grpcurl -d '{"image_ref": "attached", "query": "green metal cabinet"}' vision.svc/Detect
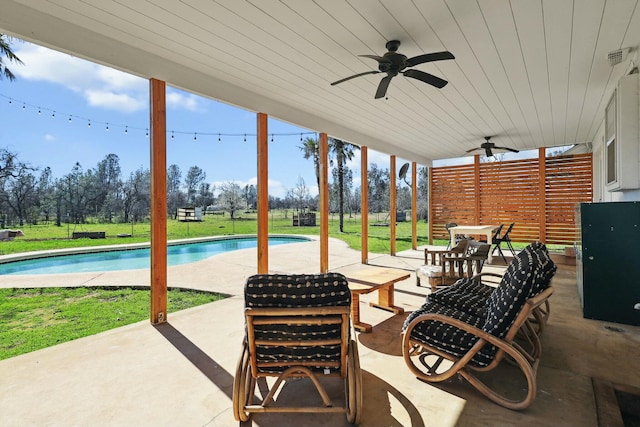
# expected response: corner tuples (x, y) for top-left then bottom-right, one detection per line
(578, 202), (640, 326)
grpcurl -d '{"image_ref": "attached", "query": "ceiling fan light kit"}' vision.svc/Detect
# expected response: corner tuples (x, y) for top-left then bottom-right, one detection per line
(331, 40), (454, 99)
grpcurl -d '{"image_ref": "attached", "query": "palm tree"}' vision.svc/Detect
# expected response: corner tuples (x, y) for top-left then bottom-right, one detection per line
(329, 138), (359, 233)
(298, 137), (320, 190)
(0, 34), (23, 81)
(298, 136), (359, 232)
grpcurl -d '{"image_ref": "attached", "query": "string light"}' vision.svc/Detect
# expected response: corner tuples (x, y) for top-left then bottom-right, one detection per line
(1, 93), (316, 142)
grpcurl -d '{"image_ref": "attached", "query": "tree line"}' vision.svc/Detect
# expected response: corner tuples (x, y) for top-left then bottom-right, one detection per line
(0, 144), (429, 228)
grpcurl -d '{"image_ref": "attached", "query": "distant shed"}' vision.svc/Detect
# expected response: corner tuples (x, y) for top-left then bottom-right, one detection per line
(177, 207), (202, 222)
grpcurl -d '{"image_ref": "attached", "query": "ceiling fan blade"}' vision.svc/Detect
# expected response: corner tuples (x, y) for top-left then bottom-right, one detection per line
(359, 54), (392, 64)
(406, 51), (455, 67)
(403, 69), (448, 88)
(331, 70), (381, 86)
(485, 147), (494, 157)
(465, 147), (481, 153)
(493, 145), (520, 153)
(375, 75), (393, 99)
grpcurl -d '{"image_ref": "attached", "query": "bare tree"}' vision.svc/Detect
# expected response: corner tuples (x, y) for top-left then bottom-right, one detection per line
(217, 181), (243, 219)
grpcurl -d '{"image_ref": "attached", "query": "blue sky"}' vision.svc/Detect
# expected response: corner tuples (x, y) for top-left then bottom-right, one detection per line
(1, 40), (410, 198)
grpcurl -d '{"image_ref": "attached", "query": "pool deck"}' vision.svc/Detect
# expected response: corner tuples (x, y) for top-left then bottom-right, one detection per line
(1, 237), (639, 426)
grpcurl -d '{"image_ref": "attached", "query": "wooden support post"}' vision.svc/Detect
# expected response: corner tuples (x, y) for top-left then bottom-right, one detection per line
(474, 155), (481, 225)
(361, 146), (369, 264)
(319, 133), (329, 272)
(390, 155), (396, 256)
(149, 78), (167, 325)
(411, 161), (417, 250)
(257, 113), (269, 273)
(538, 147), (547, 243)
(428, 166), (433, 245)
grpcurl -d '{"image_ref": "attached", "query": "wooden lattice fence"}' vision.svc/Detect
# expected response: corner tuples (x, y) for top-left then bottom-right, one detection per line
(429, 152), (592, 246)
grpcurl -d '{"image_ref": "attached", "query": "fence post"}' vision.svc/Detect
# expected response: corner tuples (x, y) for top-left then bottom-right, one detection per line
(538, 147), (547, 243)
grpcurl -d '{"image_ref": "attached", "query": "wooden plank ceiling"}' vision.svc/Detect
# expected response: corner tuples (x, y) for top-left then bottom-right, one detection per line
(1, 0), (638, 164)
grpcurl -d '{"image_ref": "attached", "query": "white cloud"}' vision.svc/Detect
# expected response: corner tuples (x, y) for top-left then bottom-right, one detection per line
(44, 134), (56, 141)
(85, 89), (146, 113)
(166, 91), (202, 112)
(14, 43), (197, 114)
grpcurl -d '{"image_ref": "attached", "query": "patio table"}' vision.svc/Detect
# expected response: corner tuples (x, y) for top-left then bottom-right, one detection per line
(449, 225), (499, 263)
(345, 266), (410, 333)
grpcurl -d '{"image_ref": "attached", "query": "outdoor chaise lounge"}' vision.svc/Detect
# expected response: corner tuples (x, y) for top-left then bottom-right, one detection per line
(233, 273), (362, 424)
(402, 242), (557, 410)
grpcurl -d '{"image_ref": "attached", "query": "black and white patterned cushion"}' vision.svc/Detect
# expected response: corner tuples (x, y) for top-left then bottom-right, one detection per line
(529, 243), (557, 296)
(244, 273), (350, 374)
(403, 300), (496, 367)
(427, 277), (494, 318)
(245, 273), (351, 308)
(483, 243), (544, 338)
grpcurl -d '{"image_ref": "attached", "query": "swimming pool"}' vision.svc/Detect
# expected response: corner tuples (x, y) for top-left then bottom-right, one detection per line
(0, 236), (310, 275)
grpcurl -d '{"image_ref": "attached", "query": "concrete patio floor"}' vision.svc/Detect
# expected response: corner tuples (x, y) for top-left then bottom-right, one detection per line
(1, 237), (639, 426)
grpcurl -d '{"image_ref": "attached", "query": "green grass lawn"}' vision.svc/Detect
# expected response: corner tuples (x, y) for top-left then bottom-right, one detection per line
(0, 287), (225, 360)
(0, 210), (440, 256)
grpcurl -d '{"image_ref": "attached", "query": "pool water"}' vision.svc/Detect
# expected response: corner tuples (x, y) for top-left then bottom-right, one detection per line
(0, 236), (308, 275)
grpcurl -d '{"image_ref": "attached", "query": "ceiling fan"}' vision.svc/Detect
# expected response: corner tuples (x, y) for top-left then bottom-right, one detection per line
(330, 40), (455, 99)
(466, 136), (520, 157)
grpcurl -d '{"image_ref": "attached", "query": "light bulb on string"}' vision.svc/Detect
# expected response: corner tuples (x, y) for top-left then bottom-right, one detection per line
(106, 123), (109, 132)
(68, 116), (72, 123)
(244, 134), (246, 143)
(193, 132), (197, 141)
(88, 120), (91, 128)
(145, 128), (149, 137)
(218, 133), (221, 143)
(300, 133), (303, 142)
(271, 134), (274, 143)
(22, 103), (25, 110)
(171, 130), (175, 140)
(38, 108), (41, 115)
(124, 126), (128, 134)
(51, 111), (55, 118)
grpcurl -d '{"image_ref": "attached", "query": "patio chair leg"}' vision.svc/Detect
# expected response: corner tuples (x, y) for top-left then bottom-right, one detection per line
(492, 244), (507, 263)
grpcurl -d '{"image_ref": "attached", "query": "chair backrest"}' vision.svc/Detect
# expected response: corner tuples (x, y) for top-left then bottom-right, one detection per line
(499, 223), (515, 241)
(244, 273), (351, 377)
(453, 238), (470, 253)
(491, 224), (504, 240)
(482, 242), (556, 338)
